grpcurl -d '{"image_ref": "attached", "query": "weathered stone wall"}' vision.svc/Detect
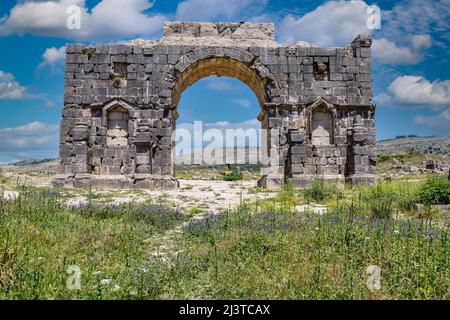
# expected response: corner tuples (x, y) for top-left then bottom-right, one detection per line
(53, 22), (376, 189)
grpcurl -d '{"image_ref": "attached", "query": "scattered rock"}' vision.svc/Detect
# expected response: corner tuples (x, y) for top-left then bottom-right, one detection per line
(425, 160), (435, 170)
(409, 166), (419, 173)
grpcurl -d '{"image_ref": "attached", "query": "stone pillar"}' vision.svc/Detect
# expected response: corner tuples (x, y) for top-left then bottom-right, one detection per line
(71, 121), (92, 188)
(349, 115), (376, 184)
(257, 107), (287, 189)
(133, 106), (179, 189)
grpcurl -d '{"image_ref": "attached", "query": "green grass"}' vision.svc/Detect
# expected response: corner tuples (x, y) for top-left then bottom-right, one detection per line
(173, 205), (448, 299)
(0, 167), (11, 186)
(377, 151), (424, 163)
(0, 178), (448, 300)
(223, 171), (243, 181)
(0, 189), (186, 299)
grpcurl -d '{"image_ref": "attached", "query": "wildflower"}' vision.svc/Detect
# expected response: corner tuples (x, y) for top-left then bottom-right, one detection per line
(112, 285), (121, 292)
(100, 279), (112, 285)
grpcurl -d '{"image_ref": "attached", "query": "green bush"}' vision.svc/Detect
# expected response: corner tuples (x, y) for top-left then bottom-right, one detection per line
(223, 171), (243, 181)
(304, 178), (342, 203)
(416, 177), (450, 205)
(361, 183), (395, 219)
(377, 154), (392, 163)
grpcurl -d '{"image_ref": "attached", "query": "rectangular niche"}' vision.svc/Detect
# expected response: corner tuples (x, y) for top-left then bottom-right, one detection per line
(311, 106), (334, 146)
(106, 105), (129, 147)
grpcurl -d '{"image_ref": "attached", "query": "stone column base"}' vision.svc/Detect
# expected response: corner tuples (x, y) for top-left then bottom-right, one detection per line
(257, 175), (285, 189)
(289, 174), (345, 188)
(349, 173), (377, 185)
(51, 174), (179, 190)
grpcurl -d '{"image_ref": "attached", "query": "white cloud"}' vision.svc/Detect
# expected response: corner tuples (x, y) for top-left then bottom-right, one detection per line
(278, 0), (436, 65)
(410, 34), (432, 50)
(0, 0), (166, 42)
(278, 0), (371, 47)
(231, 99), (252, 109)
(0, 70), (26, 100)
(0, 122), (59, 163)
(205, 77), (239, 92)
(175, 0), (267, 21)
(388, 76), (450, 107)
(375, 76), (450, 110)
(414, 108), (450, 135)
(382, 0), (450, 45)
(38, 46), (66, 70)
(372, 38), (421, 64)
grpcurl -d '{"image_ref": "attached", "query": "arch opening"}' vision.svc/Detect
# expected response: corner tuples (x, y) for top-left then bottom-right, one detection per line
(172, 57), (268, 108)
(173, 71), (263, 172)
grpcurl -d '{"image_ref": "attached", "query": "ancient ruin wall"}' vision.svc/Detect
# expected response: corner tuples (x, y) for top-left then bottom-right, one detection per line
(53, 22), (376, 189)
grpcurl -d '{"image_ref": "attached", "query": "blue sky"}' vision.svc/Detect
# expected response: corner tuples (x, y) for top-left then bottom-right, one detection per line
(0, 0), (448, 163)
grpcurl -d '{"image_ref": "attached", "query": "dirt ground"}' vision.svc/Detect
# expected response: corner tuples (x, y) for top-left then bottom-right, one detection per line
(0, 160), (274, 212)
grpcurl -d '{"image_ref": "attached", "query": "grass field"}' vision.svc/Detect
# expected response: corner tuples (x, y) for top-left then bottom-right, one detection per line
(0, 177), (448, 299)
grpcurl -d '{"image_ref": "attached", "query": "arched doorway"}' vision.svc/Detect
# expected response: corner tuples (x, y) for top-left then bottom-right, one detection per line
(168, 53), (280, 182)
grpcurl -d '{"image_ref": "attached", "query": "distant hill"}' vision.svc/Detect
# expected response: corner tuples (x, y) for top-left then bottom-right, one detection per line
(2, 136), (448, 168)
(377, 136), (450, 157)
(8, 158), (58, 166)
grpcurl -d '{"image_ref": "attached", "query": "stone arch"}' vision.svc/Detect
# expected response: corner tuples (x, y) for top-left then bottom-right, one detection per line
(306, 97), (336, 146)
(170, 47), (281, 107)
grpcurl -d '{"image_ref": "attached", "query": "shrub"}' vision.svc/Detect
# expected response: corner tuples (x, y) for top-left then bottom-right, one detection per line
(304, 178), (342, 203)
(416, 177), (450, 205)
(223, 171), (243, 181)
(0, 167), (9, 185)
(377, 154), (392, 163)
(361, 184), (395, 219)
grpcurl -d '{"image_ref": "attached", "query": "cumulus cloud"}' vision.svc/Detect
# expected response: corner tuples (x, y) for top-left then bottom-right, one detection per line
(0, 121), (59, 163)
(414, 108), (450, 135)
(0, 70), (26, 100)
(38, 46), (66, 71)
(0, 0), (166, 42)
(372, 38), (422, 64)
(175, 0), (267, 21)
(372, 35), (432, 64)
(388, 76), (450, 107)
(278, 0), (371, 47)
(375, 76), (450, 110)
(278, 0), (436, 65)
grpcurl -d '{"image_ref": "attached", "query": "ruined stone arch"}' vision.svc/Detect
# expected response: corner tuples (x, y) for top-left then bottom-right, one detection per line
(305, 97), (337, 146)
(170, 47), (281, 107)
(53, 21), (376, 190)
